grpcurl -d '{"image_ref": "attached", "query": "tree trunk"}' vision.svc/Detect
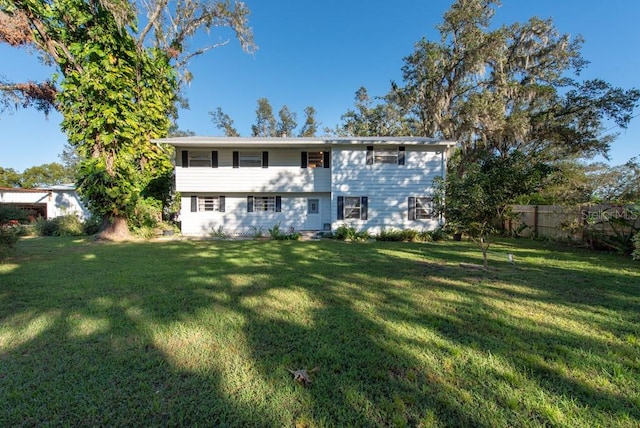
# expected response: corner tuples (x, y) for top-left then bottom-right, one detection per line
(480, 237), (489, 268)
(97, 215), (132, 241)
(481, 244), (489, 268)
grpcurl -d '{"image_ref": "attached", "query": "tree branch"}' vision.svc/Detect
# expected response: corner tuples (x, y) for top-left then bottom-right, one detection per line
(176, 40), (229, 69)
(138, 0), (169, 48)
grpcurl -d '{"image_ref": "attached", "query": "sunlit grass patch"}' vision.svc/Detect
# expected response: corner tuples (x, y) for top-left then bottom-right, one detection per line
(0, 237), (639, 426)
(0, 311), (59, 352)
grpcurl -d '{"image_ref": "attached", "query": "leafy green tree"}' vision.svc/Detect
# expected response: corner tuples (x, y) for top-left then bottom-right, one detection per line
(251, 97), (277, 137)
(0, 166), (21, 187)
(0, 0), (255, 239)
(1, 162), (73, 188)
(590, 158), (640, 203)
(276, 105), (297, 137)
(338, 87), (410, 137)
(299, 106), (318, 137)
(209, 106), (240, 137)
(515, 158), (597, 205)
(439, 150), (552, 267)
(21, 162), (73, 188)
(523, 158), (640, 205)
(58, 144), (81, 176)
(394, 0), (639, 170)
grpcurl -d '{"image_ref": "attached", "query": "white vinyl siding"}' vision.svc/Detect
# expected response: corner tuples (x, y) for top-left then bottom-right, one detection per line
(172, 140), (448, 236)
(180, 193), (331, 236)
(176, 148), (330, 193)
(332, 145), (444, 233)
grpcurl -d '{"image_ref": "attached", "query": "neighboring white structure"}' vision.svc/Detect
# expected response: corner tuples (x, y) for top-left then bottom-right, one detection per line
(156, 137), (455, 236)
(0, 184), (90, 220)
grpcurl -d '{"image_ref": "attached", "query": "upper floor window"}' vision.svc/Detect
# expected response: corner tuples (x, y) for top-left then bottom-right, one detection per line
(366, 146), (405, 165)
(190, 151), (211, 167)
(234, 151), (269, 168)
(408, 197), (433, 220)
(240, 152), (262, 167)
(301, 151), (330, 168)
(181, 150), (218, 168)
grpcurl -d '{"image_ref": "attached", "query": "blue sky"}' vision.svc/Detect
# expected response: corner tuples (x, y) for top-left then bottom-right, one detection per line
(1, 0), (638, 172)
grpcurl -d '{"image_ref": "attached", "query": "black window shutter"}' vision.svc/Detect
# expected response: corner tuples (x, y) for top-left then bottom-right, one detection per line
(361, 197), (368, 220)
(323, 151), (330, 168)
(247, 196), (254, 212)
(191, 196), (197, 212)
(233, 151), (239, 168)
(182, 150), (189, 168)
(275, 196), (282, 212)
(262, 151), (269, 168)
(398, 146), (405, 165)
(219, 196), (225, 212)
(408, 197), (416, 220)
(211, 151), (218, 168)
(337, 196), (344, 220)
(366, 146), (374, 165)
(301, 152), (308, 168)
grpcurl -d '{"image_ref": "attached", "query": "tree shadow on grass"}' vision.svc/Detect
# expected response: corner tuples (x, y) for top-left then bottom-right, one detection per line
(1, 237), (639, 426)
(379, 242), (640, 424)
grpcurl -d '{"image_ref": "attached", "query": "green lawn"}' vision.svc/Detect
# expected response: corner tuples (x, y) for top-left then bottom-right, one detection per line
(1, 237), (639, 427)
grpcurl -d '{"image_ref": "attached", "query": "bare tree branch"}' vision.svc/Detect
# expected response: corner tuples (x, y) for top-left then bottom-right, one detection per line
(176, 40), (229, 69)
(138, 0), (169, 47)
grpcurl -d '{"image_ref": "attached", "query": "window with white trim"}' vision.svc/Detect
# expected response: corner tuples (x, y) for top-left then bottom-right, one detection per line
(366, 146), (405, 165)
(337, 196), (368, 220)
(308, 152), (324, 168)
(247, 195), (282, 212)
(344, 197), (361, 219)
(255, 196), (276, 211)
(416, 197), (433, 219)
(374, 149), (398, 164)
(189, 151), (212, 167)
(408, 196), (433, 220)
(199, 197), (219, 212)
(301, 151), (330, 168)
(191, 196), (225, 212)
(239, 152), (262, 167)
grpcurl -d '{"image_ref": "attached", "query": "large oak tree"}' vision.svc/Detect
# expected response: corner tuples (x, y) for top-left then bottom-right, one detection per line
(394, 0), (639, 168)
(0, 0), (255, 239)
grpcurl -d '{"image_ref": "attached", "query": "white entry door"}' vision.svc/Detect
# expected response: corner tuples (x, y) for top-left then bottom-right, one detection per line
(307, 198), (321, 230)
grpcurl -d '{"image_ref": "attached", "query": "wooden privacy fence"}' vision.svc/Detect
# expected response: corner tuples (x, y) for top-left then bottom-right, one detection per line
(508, 204), (640, 240)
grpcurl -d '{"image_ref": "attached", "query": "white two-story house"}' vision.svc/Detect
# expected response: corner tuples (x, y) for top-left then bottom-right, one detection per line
(156, 137), (455, 236)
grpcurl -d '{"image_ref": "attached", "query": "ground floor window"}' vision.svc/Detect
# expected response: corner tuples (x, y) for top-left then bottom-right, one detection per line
(191, 196), (225, 212)
(408, 196), (433, 220)
(247, 196), (282, 212)
(337, 196), (368, 220)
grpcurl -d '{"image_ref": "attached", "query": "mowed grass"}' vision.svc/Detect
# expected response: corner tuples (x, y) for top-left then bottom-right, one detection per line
(1, 237), (639, 427)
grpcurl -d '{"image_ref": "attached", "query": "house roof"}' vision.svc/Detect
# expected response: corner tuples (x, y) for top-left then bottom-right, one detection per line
(0, 186), (52, 194)
(0, 184), (76, 193)
(153, 136), (457, 149)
